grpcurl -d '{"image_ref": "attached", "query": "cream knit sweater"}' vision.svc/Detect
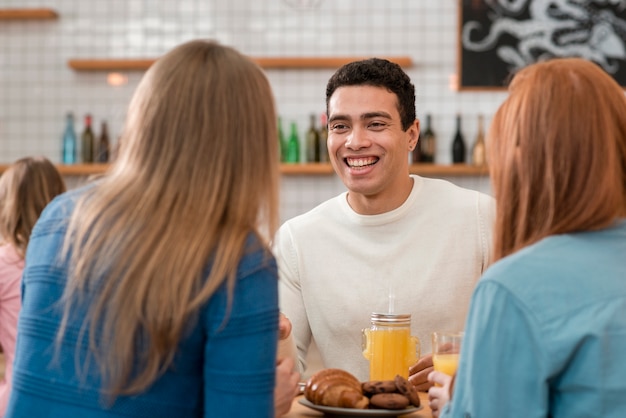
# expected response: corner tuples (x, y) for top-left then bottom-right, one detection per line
(276, 175), (495, 381)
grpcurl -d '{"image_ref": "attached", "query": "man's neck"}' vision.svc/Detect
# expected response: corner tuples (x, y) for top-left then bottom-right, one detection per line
(347, 176), (414, 215)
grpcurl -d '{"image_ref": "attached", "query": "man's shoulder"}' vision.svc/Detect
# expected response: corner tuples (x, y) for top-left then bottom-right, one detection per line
(281, 193), (345, 229)
(417, 176), (493, 207)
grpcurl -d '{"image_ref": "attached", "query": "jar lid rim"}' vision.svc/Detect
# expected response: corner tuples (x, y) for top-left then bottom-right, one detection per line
(371, 312), (411, 322)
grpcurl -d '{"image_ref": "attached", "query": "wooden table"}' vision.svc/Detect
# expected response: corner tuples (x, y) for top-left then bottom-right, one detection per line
(283, 392), (431, 417)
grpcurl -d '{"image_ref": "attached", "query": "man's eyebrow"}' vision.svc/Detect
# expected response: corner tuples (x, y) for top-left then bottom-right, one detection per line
(361, 111), (392, 120)
(328, 114), (349, 124)
(328, 112), (393, 125)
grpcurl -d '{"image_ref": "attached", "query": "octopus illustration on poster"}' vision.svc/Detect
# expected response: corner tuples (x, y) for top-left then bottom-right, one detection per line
(460, 0), (626, 87)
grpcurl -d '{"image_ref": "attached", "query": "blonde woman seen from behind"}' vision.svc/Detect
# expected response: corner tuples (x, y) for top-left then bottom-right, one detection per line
(0, 157), (65, 417)
(7, 40), (286, 418)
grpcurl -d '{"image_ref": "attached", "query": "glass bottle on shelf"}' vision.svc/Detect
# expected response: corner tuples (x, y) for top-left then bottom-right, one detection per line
(97, 120), (110, 163)
(81, 113), (94, 163)
(285, 121), (300, 163)
(62, 112), (77, 164)
(451, 114), (466, 164)
(318, 113), (329, 163)
(420, 114), (436, 163)
(278, 117), (287, 162)
(472, 114), (486, 167)
(305, 114), (320, 163)
(412, 125), (422, 164)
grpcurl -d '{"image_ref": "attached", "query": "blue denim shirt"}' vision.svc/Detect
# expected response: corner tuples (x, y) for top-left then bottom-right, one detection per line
(442, 220), (626, 418)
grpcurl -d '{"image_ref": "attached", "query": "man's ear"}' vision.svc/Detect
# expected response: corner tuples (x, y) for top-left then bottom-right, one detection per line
(407, 119), (420, 151)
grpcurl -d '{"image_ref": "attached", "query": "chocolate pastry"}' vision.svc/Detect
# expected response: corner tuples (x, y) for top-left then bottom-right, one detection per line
(394, 374), (421, 407)
(361, 380), (398, 396)
(369, 393), (410, 410)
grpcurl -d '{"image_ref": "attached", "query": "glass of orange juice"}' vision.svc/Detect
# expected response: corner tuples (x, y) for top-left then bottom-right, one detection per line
(432, 331), (463, 378)
(362, 313), (420, 381)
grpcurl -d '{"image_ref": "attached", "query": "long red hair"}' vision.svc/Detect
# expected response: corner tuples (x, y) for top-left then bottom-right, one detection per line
(488, 58), (626, 260)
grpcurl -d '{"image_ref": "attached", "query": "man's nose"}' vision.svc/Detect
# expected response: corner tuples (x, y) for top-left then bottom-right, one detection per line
(345, 126), (370, 150)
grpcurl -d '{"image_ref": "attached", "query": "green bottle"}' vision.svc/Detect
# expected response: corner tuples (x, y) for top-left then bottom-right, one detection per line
(278, 117), (287, 162)
(286, 121), (300, 163)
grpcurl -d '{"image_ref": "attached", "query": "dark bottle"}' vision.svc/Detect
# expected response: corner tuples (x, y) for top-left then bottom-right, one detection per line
(62, 112), (77, 164)
(412, 133), (422, 163)
(305, 114), (321, 163)
(97, 120), (110, 163)
(451, 114), (466, 164)
(318, 113), (329, 163)
(278, 117), (286, 162)
(419, 114), (436, 163)
(472, 114), (486, 167)
(285, 121), (300, 163)
(81, 114), (94, 163)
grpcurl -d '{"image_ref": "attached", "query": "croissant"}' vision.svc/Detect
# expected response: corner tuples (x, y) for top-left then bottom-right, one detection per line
(304, 368), (369, 409)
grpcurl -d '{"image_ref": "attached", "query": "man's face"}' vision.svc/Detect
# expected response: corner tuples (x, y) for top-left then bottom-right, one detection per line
(327, 85), (418, 213)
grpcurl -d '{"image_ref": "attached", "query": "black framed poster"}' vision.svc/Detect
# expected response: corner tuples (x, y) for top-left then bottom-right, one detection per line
(459, 0), (626, 90)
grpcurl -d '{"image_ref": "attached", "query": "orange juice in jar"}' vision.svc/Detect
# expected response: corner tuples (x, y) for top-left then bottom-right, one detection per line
(362, 313), (420, 381)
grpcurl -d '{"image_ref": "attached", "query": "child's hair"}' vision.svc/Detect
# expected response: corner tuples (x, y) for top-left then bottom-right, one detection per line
(0, 156), (66, 258)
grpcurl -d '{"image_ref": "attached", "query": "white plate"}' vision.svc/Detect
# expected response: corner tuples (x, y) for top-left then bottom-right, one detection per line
(298, 398), (422, 417)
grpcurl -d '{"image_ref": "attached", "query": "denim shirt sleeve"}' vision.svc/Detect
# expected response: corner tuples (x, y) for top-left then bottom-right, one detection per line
(441, 280), (550, 418)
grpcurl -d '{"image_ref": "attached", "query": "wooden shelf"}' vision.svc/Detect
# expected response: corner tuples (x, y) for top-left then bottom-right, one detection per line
(67, 56), (413, 71)
(0, 8), (58, 20)
(68, 59), (155, 71)
(254, 56), (412, 69)
(0, 164), (106, 176)
(0, 164), (335, 177)
(410, 163), (489, 176)
(56, 163), (110, 176)
(281, 163), (335, 175)
(281, 163), (489, 176)
(0, 163), (487, 177)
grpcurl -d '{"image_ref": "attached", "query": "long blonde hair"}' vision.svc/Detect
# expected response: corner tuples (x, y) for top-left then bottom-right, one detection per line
(488, 58), (626, 260)
(0, 156), (66, 258)
(59, 40), (280, 396)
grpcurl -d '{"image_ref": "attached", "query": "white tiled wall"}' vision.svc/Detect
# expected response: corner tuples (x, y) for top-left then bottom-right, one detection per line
(0, 0), (500, 222)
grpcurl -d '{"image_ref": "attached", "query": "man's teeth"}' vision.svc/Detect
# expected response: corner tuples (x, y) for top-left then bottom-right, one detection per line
(347, 158), (377, 167)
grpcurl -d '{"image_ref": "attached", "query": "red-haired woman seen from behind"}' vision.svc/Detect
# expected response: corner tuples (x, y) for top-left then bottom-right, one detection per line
(429, 58), (626, 417)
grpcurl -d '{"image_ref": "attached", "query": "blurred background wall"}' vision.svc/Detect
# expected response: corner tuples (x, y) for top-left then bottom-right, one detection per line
(0, 0), (504, 221)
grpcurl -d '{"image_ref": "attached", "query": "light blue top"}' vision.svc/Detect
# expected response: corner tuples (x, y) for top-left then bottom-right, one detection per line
(441, 219), (626, 418)
(6, 188), (280, 417)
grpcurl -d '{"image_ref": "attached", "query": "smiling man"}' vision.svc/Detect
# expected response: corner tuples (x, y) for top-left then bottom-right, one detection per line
(275, 58), (495, 391)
